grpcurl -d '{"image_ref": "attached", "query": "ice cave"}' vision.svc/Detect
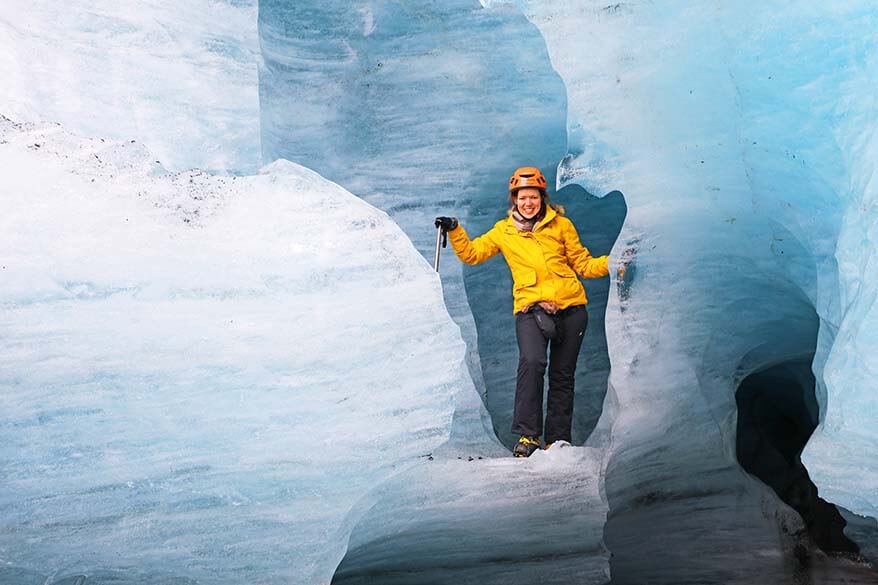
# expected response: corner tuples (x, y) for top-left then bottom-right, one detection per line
(1, 1), (877, 584)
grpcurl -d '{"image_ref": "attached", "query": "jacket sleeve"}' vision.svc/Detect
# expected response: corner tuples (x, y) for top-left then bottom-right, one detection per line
(562, 219), (609, 279)
(448, 223), (501, 265)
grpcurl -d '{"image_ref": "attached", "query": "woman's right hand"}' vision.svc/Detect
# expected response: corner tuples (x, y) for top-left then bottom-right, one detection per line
(434, 216), (459, 232)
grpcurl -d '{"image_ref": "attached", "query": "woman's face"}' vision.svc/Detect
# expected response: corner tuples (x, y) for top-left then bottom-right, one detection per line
(515, 188), (542, 219)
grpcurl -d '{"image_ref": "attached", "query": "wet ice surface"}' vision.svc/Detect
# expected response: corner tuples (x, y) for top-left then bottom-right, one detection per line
(0, 0), (261, 173)
(0, 118), (477, 584)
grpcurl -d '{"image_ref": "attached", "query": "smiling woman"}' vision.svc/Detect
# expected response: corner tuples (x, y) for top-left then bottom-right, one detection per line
(436, 166), (612, 457)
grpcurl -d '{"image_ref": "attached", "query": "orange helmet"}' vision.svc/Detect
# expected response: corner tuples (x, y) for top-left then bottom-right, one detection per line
(509, 166), (547, 193)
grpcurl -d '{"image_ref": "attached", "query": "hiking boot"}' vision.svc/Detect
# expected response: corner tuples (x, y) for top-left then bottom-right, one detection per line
(512, 435), (541, 458)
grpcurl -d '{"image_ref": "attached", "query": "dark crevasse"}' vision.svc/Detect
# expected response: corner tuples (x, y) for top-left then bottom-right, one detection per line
(736, 359), (860, 557)
(601, 250), (878, 584)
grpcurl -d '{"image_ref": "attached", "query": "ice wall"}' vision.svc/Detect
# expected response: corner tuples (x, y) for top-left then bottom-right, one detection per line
(802, 52), (878, 520)
(0, 1), (261, 173)
(490, 0), (878, 581)
(0, 117), (478, 585)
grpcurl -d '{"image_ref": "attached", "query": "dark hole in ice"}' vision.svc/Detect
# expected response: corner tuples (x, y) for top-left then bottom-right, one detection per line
(735, 359), (860, 555)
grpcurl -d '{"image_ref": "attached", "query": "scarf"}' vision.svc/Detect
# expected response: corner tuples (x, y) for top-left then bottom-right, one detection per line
(511, 207), (545, 232)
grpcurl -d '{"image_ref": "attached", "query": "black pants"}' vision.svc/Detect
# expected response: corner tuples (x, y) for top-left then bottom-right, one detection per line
(511, 304), (589, 444)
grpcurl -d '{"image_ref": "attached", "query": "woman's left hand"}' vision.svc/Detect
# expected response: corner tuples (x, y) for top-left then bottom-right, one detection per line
(538, 300), (560, 314)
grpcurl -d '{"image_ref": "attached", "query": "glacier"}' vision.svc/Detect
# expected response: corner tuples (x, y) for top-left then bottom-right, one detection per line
(2, 0), (878, 584)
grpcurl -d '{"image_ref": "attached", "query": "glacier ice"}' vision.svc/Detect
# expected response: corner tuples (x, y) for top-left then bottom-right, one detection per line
(802, 71), (878, 520)
(4, 0), (878, 583)
(0, 1), (261, 173)
(0, 117), (482, 584)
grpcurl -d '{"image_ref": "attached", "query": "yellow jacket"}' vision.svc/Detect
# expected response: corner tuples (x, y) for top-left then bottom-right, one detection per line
(448, 206), (609, 314)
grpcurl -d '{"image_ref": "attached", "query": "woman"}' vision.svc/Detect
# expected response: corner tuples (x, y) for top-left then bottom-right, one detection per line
(435, 166), (610, 457)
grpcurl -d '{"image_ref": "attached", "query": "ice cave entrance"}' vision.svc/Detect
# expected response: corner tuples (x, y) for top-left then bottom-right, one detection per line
(735, 356), (860, 555)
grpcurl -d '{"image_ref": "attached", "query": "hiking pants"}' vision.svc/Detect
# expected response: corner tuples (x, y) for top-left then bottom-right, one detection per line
(511, 304), (589, 444)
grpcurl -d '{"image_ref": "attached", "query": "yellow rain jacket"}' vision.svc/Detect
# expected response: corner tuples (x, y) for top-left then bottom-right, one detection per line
(448, 205), (609, 314)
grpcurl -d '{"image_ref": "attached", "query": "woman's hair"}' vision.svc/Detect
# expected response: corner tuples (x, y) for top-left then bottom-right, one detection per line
(510, 189), (566, 216)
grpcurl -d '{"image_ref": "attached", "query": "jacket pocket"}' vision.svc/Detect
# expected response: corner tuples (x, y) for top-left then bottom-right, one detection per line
(512, 269), (537, 291)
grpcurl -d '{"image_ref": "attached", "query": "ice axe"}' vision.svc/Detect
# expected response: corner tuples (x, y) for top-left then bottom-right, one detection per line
(433, 221), (448, 272)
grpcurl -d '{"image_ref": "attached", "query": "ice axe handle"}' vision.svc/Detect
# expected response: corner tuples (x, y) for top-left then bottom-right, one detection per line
(433, 225), (445, 272)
